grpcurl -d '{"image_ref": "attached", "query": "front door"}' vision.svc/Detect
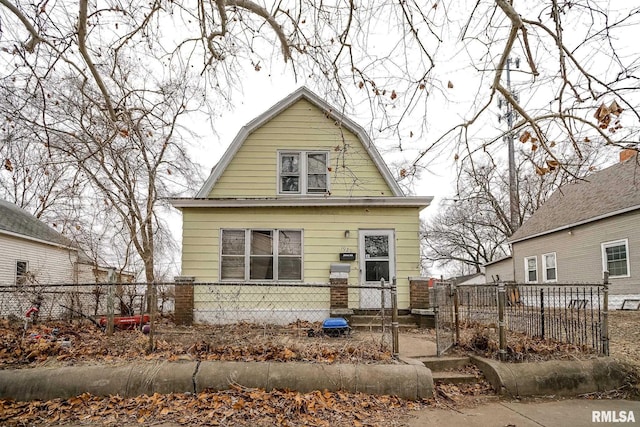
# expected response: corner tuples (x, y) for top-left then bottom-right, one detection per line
(359, 230), (395, 309)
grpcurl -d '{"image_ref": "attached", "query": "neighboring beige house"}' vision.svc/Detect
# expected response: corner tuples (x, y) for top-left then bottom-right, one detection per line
(171, 87), (432, 323)
(484, 256), (513, 283)
(506, 150), (640, 308)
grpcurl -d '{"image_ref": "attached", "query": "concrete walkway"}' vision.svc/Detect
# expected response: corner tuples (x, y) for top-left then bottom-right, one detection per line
(398, 333), (437, 358)
(406, 398), (640, 427)
(56, 399), (640, 427)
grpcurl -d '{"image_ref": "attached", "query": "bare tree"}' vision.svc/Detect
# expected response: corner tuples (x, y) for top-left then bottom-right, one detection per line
(422, 145), (604, 275)
(0, 106), (87, 231)
(2, 1), (639, 281)
(0, 56), (201, 282)
(2, 1), (636, 168)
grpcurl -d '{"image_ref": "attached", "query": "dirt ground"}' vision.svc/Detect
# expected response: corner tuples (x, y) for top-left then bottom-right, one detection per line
(607, 310), (640, 370)
(452, 309), (640, 370)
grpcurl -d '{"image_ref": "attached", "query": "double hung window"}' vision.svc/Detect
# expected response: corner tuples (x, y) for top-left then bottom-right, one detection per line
(542, 253), (557, 282)
(279, 151), (329, 194)
(601, 239), (630, 278)
(524, 256), (537, 283)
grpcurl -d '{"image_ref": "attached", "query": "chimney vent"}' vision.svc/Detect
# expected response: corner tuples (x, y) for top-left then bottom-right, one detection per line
(620, 148), (637, 163)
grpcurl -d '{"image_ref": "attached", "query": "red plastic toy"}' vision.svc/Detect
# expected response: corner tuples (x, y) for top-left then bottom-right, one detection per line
(99, 314), (150, 330)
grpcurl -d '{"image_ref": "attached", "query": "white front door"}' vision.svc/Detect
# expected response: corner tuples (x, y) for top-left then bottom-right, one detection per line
(359, 230), (395, 309)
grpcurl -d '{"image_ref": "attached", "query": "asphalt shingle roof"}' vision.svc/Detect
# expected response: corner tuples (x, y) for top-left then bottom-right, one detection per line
(0, 200), (74, 248)
(510, 154), (640, 243)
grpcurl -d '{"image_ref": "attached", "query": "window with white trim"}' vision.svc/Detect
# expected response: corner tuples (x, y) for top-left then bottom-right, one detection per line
(278, 151), (329, 194)
(220, 229), (302, 281)
(542, 252), (557, 282)
(524, 256), (537, 283)
(16, 260), (28, 285)
(601, 239), (630, 278)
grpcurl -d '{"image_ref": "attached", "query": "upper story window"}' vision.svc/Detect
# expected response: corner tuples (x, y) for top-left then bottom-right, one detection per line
(542, 252), (557, 282)
(601, 239), (629, 278)
(279, 151), (329, 195)
(524, 256), (537, 283)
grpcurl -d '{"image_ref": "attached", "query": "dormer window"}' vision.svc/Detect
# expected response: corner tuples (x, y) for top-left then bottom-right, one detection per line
(279, 151), (329, 194)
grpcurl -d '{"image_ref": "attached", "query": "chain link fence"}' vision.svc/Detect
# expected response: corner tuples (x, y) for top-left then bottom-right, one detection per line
(0, 280), (395, 355)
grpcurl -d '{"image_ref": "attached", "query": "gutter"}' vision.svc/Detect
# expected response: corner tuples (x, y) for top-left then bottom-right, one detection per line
(170, 196), (433, 209)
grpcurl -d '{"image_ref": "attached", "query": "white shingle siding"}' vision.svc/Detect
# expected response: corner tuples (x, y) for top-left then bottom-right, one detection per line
(0, 233), (78, 286)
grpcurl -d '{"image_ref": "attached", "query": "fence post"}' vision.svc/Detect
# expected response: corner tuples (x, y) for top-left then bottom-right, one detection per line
(380, 278), (386, 334)
(453, 283), (460, 345)
(391, 277), (399, 357)
(540, 288), (545, 339)
(434, 305), (441, 356)
(602, 271), (610, 356)
(497, 282), (506, 361)
(148, 282), (156, 353)
(106, 268), (115, 336)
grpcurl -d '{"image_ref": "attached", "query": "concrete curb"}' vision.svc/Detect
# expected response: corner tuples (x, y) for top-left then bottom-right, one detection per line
(0, 361), (433, 401)
(471, 356), (636, 397)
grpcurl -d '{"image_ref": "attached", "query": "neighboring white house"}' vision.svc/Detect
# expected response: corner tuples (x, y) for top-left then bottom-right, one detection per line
(0, 200), (81, 286)
(503, 150), (640, 309)
(0, 200), (136, 286)
(449, 272), (486, 286)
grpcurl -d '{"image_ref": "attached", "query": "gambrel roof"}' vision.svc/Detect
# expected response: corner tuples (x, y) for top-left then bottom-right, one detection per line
(0, 199), (75, 249)
(196, 86), (404, 198)
(510, 154), (640, 243)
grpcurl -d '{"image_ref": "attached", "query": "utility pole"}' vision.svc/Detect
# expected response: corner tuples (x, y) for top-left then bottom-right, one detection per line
(498, 57), (521, 234)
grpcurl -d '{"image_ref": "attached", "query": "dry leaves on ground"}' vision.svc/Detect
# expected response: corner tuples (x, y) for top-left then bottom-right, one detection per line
(0, 319), (393, 369)
(0, 387), (420, 427)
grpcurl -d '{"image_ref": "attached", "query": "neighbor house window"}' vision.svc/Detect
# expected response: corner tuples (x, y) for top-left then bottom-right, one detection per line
(601, 239), (629, 278)
(279, 151), (329, 194)
(524, 256), (537, 283)
(220, 229), (302, 281)
(16, 261), (28, 285)
(542, 252), (557, 282)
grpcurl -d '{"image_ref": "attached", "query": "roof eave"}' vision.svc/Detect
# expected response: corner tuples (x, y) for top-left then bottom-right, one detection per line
(171, 196), (432, 209)
(0, 228), (79, 251)
(509, 204), (640, 244)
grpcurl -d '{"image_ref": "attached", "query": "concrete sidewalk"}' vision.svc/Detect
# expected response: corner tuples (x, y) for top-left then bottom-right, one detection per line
(56, 398), (640, 427)
(406, 398), (640, 427)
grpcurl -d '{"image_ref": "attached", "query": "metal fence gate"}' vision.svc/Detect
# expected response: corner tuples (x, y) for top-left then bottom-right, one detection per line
(432, 281), (456, 356)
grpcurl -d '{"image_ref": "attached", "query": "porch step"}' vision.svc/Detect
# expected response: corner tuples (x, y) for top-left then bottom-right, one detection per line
(349, 314), (418, 331)
(419, 356), (470, 371)
(420, 356), (487, 386)
(432, 371), (480, 385)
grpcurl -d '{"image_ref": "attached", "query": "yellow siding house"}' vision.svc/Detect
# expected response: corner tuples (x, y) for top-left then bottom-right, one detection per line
(171, 88), (432, 323)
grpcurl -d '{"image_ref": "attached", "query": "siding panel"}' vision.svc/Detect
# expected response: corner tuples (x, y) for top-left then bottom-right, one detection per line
(208, 99), (393, 198)
(0, 234), (78, 286)
(512, 210), (640, 295)
(181, 206), (421, 309)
